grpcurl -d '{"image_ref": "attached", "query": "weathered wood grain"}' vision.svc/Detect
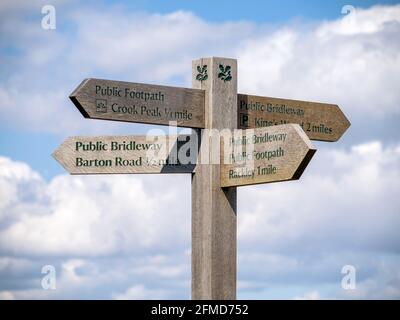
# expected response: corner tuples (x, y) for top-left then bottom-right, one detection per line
(221, 124), (316, 187)
(238, 94), (350, 141)
(52, 135), (196, 174)
(192, 57), (237, 300)
(70, 78), (205, 128)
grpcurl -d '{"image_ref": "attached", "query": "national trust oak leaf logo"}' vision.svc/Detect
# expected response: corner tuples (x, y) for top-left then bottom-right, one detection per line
(218, 64), (232, 82)
(196, 65), (208, 82)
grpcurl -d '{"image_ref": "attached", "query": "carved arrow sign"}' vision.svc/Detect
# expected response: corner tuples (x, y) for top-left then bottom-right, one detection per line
(237, 94), (350, 142)
(52, 135), (196, 174)
(70, 78), (205, 128)
(220, 124), (316, 187)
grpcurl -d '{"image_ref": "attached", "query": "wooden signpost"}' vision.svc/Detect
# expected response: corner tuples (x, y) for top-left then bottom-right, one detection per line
(54, 56), (350, 300)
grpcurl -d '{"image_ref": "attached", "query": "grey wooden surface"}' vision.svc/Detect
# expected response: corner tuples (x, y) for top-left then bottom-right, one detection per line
(53, 135), (196, 174)
(191, 57), (238, 300)
(221, 124), (316, 187)
(71, 78), (205, 128)
(238, 93), (350, 141)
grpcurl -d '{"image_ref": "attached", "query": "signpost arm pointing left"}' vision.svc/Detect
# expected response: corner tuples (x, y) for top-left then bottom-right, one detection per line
(69, 78), (205, 128)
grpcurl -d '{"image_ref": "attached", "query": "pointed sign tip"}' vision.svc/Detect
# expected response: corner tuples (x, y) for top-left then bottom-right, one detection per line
(51, 148), (62, 163)
(336, 103), (351, 128)
(69, 78), (92, 119)
(51, 142), (72, 173)
(291, 148), (317, 181)
(69, 94), (90, 118)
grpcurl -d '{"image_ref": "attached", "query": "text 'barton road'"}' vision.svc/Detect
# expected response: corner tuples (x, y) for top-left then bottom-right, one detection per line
(52, 135), (195, 174)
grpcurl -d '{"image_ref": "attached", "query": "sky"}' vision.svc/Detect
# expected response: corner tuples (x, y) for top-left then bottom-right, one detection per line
(0, 0), (400, 300)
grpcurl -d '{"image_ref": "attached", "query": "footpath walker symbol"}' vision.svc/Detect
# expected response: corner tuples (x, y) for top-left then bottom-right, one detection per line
(53, 57), (350, 299)
(95, 99), (107, 113)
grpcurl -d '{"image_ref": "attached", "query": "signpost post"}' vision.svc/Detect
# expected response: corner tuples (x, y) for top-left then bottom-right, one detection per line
(191, 57), (238, 299)
(53, 56), (350, 300)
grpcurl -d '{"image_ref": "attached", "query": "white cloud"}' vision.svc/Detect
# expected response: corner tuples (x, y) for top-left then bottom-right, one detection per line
(0, 291), (14, 300)
(339, 260), (400, 300)
(0, 2), (400, 300)
(294, 290), (321, 300)
(69, 10), (254, 79)
(1, 138), (400, 299)
(238, 5), (400, 118)
(318, 5), (400, 36)
(112, 284), (167, 300)
(0, 157), (41, 181)
(0, 158), (191, 257)
(0, 157), (44, 222)
(236, 140), (400, 299)
(0, 5), (399, 134)
(238, 141), (400, 254)
(0, 257), (33, 273)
